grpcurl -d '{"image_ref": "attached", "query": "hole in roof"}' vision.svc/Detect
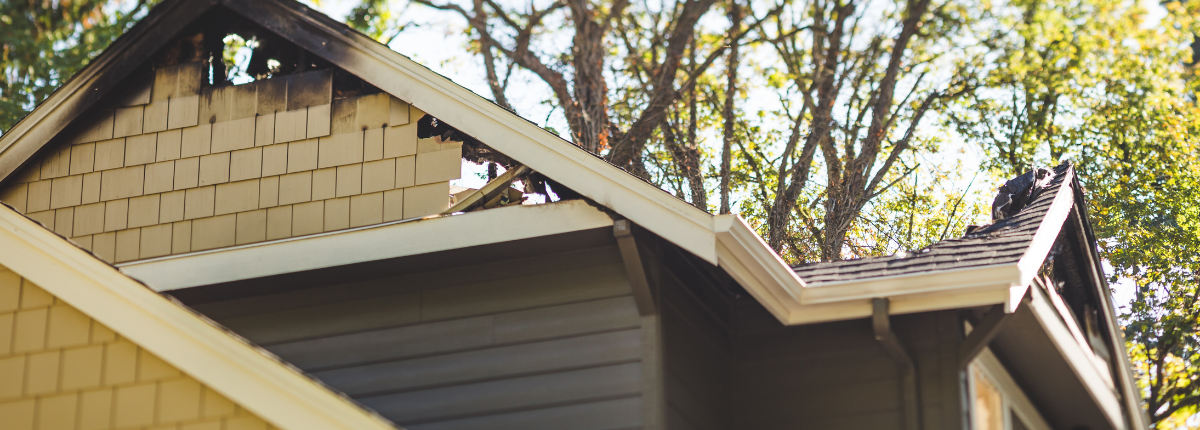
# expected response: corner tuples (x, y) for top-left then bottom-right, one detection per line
(221, 34), (257, 85)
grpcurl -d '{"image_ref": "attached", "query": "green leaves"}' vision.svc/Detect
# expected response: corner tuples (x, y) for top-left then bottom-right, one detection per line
(950, 0), (1200, 425)
(0, 0), (156, 135)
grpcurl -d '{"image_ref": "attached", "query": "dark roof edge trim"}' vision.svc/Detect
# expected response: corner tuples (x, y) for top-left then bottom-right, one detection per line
(1067, 175), (1151, 429)
(0, 0), (218, 182)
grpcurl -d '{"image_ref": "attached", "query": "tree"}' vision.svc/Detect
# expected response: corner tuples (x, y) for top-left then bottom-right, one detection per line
(408, 0), (713, 159)
(947, 0), (1200, 426)
(402, 0), (791, 211)
(0, 0), (155, 135)
(732, 0), (981, 260)
(718, 0), (742, 214)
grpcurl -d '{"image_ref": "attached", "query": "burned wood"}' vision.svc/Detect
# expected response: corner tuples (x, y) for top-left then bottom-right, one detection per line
(415, 113), (519, 168)
(151, 6), (336, 85)
(444, 165), (531, 214)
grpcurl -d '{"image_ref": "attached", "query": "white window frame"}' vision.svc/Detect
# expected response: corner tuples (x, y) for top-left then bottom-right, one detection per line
(969, 347), (1053, 430)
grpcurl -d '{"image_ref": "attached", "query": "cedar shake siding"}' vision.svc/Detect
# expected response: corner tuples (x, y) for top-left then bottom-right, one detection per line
(0, 65), (461, 263)
(0, 263), (277, 430)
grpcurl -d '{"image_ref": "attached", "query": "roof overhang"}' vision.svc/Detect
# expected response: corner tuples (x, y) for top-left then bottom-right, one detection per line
(0, 203), (398, 430)
(992, 283), (1125, 429)
(119, 199), (615, 291)
(719, 169), (1076, 325)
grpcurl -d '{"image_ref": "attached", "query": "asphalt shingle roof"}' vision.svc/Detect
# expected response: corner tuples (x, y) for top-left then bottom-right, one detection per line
(791, 164), (1072, 285)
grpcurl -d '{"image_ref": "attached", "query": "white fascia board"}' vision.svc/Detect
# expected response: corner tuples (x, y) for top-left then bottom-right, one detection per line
(799, 263), (1024, 304)
(711, 216), (1031, 324)
(1017, 170), (1076, 285)
(225, 0), (717, 264)
(741, 172), (1077, 324)
(782, 278), (1017, 325)
(0, 206), (397, 430)
(713, 215), (805, 321)
(119, 200), (614, 291)
(767, 287), (1005, 324)
(1028, 284), (1125, 428)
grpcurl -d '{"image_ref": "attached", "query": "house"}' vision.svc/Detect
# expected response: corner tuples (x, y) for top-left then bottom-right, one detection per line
(0, 0), (1147, 429)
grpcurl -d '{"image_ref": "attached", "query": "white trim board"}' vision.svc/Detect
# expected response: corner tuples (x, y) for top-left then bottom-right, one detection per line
(119, 200), (616, 291)
(972, 347), (1054, 430)
(124, 167), (1074, 322)
(0, 205), (398, 430)
(1028, 282), (1125, 427)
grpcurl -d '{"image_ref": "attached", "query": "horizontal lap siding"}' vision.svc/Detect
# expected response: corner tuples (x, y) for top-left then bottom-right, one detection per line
(189, 245), (646, 430)
(660, 269), (732, 430)
(730, 304), (962, 430)
(408, 397), (643, 430)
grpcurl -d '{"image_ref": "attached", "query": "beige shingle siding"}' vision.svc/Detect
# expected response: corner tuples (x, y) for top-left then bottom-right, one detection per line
(0, 266), (276, 430)
(0, 66), (457, 264)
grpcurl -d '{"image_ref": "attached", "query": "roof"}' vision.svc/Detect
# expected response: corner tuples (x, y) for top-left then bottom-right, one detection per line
(793, 163), (1070, 284)
(0, 202), (398, 430)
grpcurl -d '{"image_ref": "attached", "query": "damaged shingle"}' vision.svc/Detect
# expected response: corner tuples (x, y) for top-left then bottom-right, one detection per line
(791, 163), (1072, 285)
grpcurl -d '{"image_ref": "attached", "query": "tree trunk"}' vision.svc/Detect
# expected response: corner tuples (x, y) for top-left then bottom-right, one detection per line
(473, 0), (512, 111)
(766, 128), (819, 252)
(818, 0), (933, 261)
(775, 1), (852, 256)
(565, 0), (613, 153)
(606, 0), (719, 167)
(719, 0), (741, 214)
(686, 44), (708, 210)
(662, 122), (707, 210)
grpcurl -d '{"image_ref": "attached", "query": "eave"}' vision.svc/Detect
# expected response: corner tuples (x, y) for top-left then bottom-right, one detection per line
(119, 199), (616, 291)
(718, 169), (1076, 325)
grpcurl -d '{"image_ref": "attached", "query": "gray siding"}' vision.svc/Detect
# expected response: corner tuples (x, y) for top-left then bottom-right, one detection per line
(729, 303), (964, 430)
(660, 269), (732, 430)
(187, 245), (646, 430)
(645, 239), (966, 430)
